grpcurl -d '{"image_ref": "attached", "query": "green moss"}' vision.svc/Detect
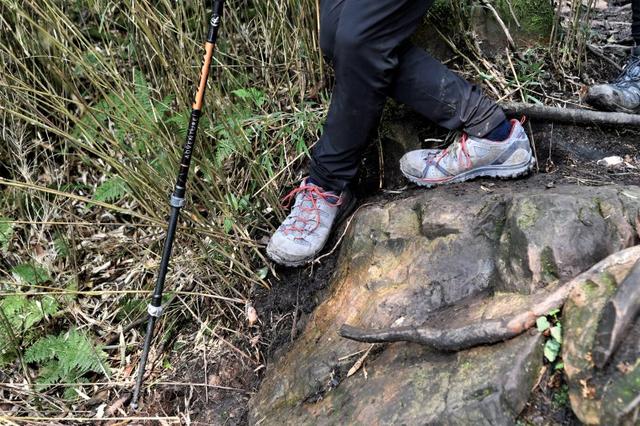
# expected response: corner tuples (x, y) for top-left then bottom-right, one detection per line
(582, 279), (600, 297)
(540, 246), (559, 282)
(602, 361), (640, 422)
(516, 199), (539, 230)
(495, 0), (554, 37)
(598, 272), (618, 293)
(593, 197), (606, 218)
(470, 386), (497, 401)
(552, 385), (570, 409)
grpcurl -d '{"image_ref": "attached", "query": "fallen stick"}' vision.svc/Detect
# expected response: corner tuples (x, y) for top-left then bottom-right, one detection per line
(339, 246), (640, 351)
(592, 258), (640, 368)
(500, 102), (640, 127)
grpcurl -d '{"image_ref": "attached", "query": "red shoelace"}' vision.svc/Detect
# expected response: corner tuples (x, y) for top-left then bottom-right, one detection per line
(433, 117), (526, 173)
(280, 184), (342, 237)
(435, 133), (472, 170)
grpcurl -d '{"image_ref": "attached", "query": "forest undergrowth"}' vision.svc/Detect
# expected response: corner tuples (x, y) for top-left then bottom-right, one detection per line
(0, 0), (605, 422)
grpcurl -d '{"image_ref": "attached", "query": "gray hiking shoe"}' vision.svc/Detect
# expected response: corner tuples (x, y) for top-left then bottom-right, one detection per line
(267, 179), (354, 267)
(586, 48), (640, 113)
(400, 119), (534, 187)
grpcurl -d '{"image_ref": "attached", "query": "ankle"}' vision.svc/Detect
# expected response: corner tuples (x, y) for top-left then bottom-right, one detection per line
(484, 119), (513, 142)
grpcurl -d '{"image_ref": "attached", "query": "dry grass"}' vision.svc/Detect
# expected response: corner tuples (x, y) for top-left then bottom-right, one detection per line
(0, 0), (323, 420)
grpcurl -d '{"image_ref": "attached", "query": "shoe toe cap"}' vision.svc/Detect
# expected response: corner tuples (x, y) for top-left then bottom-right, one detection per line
(400, 149), (440, 178)
(266, 231), (317, 265)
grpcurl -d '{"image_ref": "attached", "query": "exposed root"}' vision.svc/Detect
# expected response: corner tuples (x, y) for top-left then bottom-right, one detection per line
(339, 247), (640, 351)
(501, 102), (640, 127)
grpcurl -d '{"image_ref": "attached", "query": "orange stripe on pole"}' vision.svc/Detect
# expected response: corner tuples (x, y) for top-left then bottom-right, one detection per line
(192, 42), (215, 110)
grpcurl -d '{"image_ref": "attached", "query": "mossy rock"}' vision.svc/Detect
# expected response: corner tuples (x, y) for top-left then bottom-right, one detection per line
(251, 185), (640, 424)
(563, 266), (640, 425)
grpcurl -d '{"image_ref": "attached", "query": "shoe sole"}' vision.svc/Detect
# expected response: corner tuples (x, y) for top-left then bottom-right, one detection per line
(402, 157), (536, 188)
(266, 194), (358, 268)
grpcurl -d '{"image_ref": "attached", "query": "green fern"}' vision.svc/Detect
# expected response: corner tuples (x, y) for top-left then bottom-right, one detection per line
(53, 234), (70, 258)
(25, 329), (110, 391)
(0, 294), (59, 365)
(134, 69), (154, 118)
(73, 69), (171, 158)
(94, 176), (127, 203)
(11, 263), (50, 285)
(231, 88), (266, 108)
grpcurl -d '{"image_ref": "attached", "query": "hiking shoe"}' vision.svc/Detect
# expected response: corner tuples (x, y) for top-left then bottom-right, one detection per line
(400, 119), (534, 187)
(586, 48), (640, 113)
(267, 179), (355, 267)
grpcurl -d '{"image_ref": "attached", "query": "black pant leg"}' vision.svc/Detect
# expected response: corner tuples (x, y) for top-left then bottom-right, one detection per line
(311, 0), (434, 191)
(389, 44), (506, 137)
(633, 0), (640, 45)
(312, 0), (505, 191)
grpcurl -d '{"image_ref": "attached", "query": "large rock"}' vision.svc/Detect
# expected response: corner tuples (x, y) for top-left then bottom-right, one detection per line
(563, 258), (640, 425)
(251, 185), (640, 425)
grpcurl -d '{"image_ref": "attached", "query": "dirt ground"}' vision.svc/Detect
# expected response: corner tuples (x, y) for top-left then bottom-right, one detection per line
(143, 3), (640, 425)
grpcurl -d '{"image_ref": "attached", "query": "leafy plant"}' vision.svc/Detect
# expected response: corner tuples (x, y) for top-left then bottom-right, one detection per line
(53, 234), (70, 258)
(94, 176), (128, 203)
(537, 308), (563, 365)
(25, 329), (110, 393)
(232, 88), (267, 108)
(552, 384), (570, 409)
(0, 294), (59, 365)
(11, 263), (51, 285)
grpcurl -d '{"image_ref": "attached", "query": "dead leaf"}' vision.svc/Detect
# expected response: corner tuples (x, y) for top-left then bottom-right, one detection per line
(246, 305), (258, 326)
(105, 394), (129, 417)
(580, 379), (596, 399)
(617, 362), (632, 374)
(347, 344), (374, 378)
(208, 374), (221, 386)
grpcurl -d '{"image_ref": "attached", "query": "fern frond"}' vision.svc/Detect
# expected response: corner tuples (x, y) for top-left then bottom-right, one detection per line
(25, 334), (60, 364)
(134, 69), (155, 123)
(11, 263), (50, 285)
(35, 361), (66, 391)
(26, 329), (110, 389)
(155, 94), (175, 118)
(94, 176), (127, 203)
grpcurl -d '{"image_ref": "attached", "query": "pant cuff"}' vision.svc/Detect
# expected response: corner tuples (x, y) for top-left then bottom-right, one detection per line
(464, 106), (507, 138)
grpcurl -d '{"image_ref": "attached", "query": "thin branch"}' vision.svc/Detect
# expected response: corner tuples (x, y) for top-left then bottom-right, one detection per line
(340, 247), (640, 350)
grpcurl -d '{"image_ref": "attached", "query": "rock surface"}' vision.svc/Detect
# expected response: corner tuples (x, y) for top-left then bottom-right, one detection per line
(251, 185), (640, 425)
(563, 260), (640, 425)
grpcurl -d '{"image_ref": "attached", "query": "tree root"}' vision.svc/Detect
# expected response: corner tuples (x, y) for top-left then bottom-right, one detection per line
(339, 247), (640, 351)
(592, 258), (640, 368)
(500, 102), (640, 127)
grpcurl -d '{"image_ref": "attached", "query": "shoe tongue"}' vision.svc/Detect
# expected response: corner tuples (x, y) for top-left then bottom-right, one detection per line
(301, 179), (339, 204)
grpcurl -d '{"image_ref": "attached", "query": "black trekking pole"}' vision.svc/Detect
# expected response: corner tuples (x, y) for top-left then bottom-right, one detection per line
(130, 0), (224, 409)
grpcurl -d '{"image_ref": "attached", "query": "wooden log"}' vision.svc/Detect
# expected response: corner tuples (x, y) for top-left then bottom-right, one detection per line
(592, 258), (640, 368)
(339, 247), (640, 351)
(500, 102), (640, 127)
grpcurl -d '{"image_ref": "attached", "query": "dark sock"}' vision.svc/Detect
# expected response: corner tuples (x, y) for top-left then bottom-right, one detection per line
(306, 177), (323, 187)
(306, 177), (338, 194)
(484, 119), (512, 142)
